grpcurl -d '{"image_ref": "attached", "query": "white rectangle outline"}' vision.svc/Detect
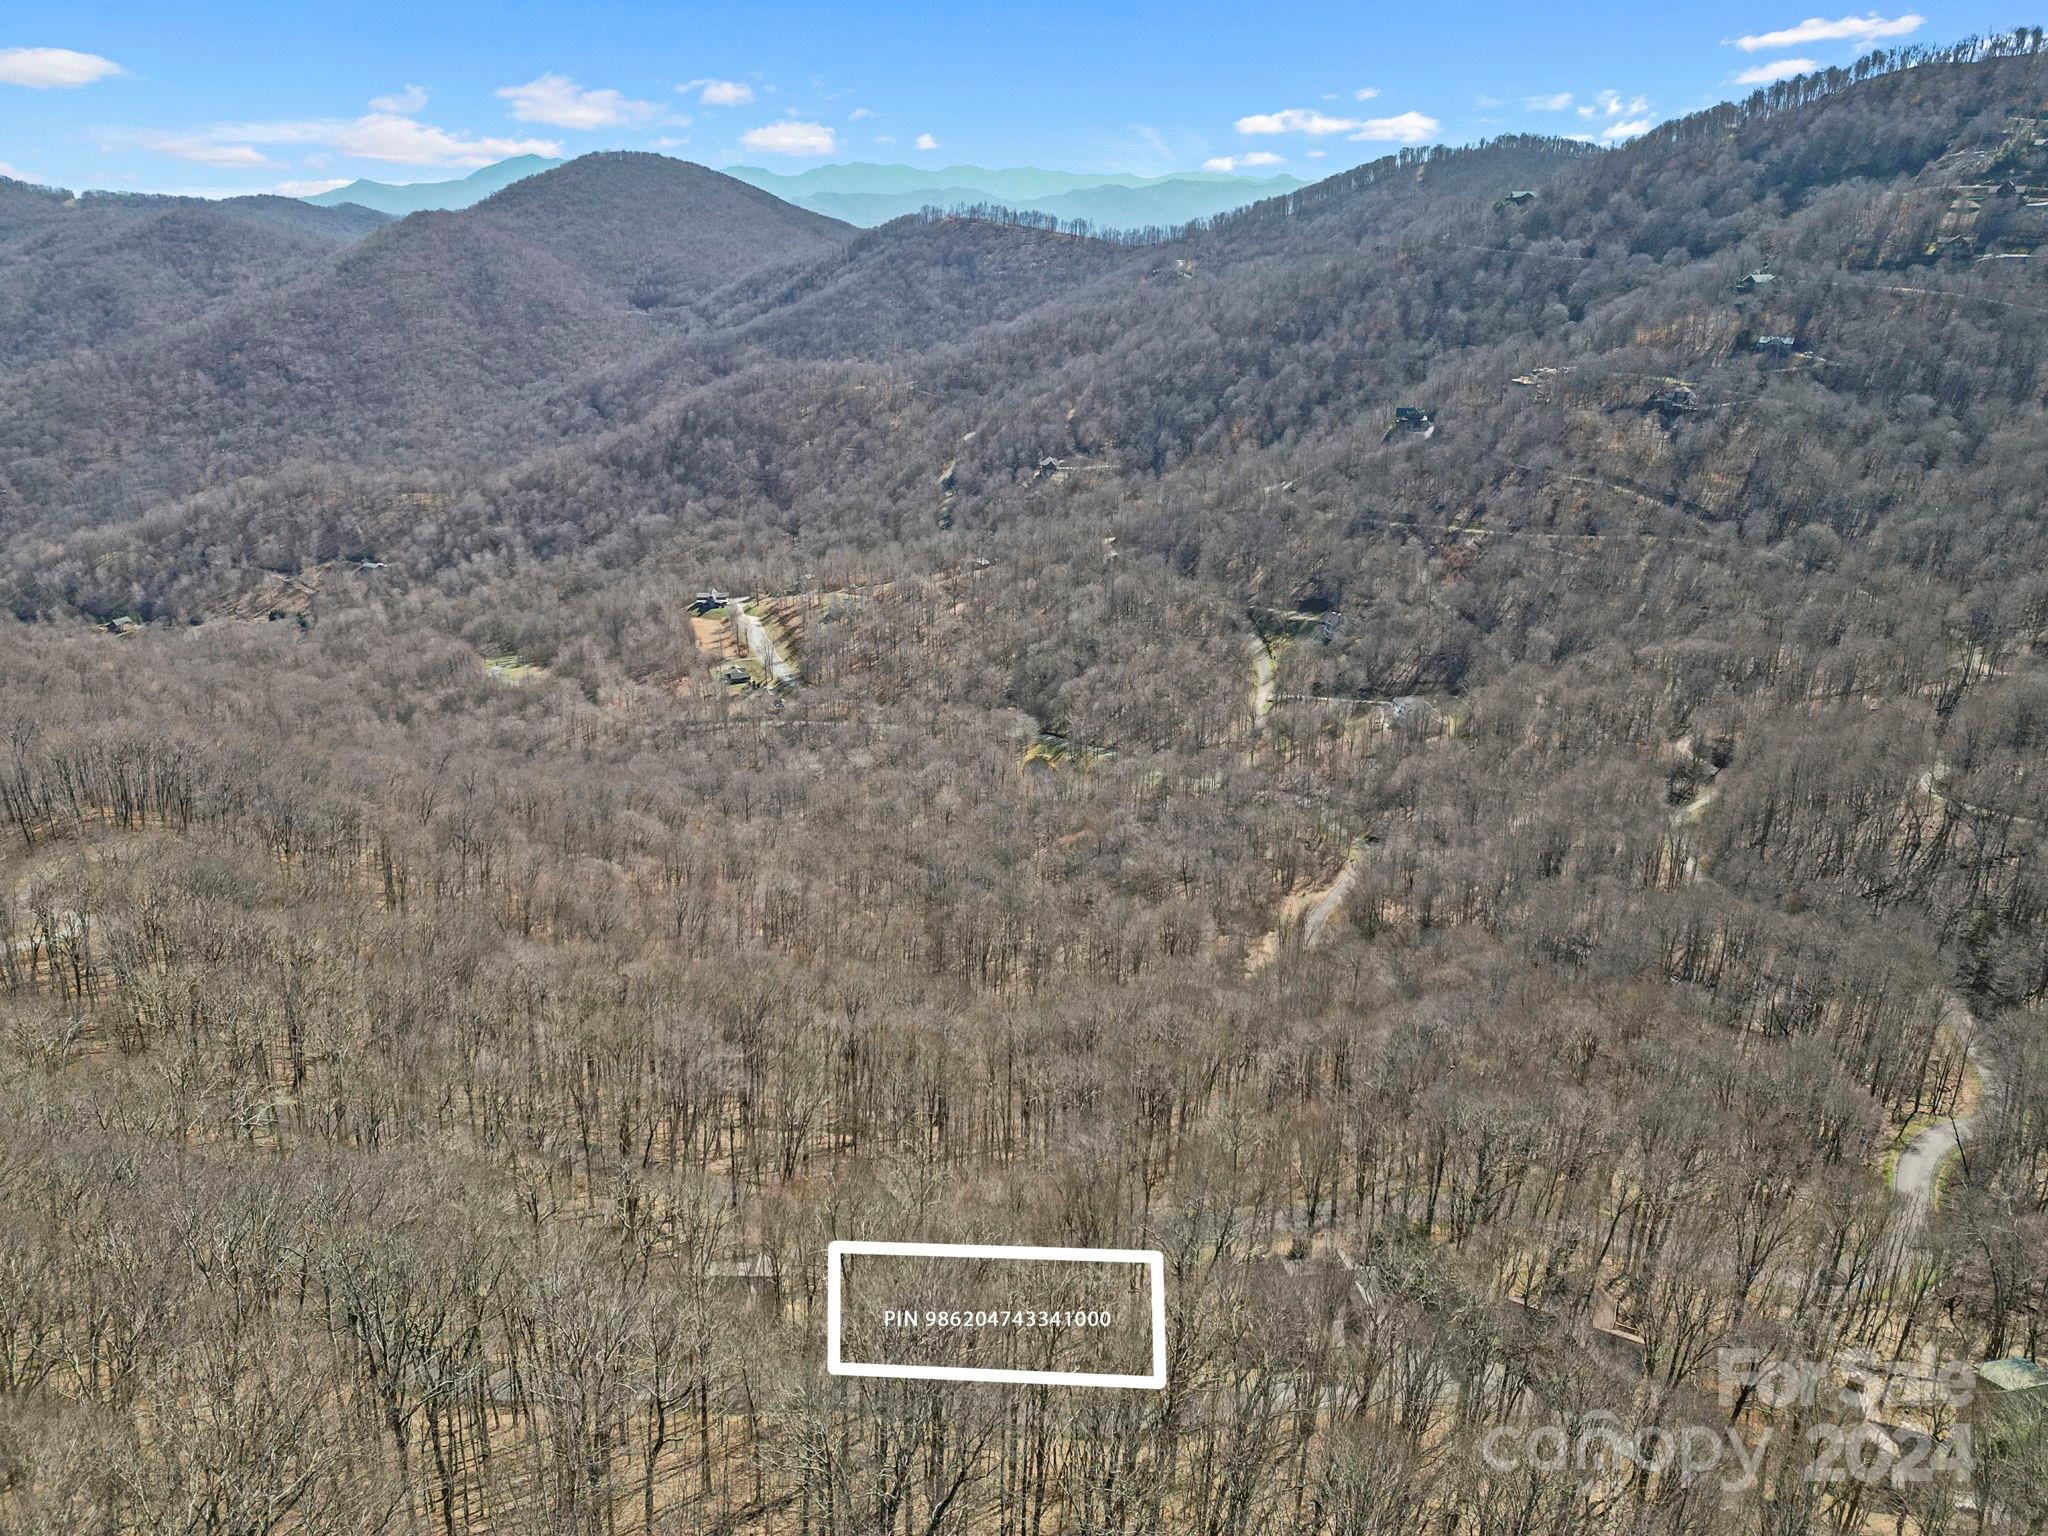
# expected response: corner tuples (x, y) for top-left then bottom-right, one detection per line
(826, 1240), (1167, 1389)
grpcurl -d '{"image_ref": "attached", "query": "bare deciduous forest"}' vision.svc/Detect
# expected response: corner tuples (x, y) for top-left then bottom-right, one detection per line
(0, 32), (2045, 1536)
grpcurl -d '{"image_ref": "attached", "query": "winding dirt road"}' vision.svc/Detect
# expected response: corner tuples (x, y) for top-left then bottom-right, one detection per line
(1247, 635), (1277, 735)
(1675, 751), (1988, 1235)
(1300, 843), (1365, 947)
(1246, 841), (1367, 974)
(1893, 992), (1992, 1232)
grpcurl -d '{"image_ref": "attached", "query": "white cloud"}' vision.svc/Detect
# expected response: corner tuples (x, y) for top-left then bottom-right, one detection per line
(681, 78), (754, 106)
(1732, 12), (1923, 50)
(1602, 118), (1653, 141)
(649, 135), (688, 150)
(848, 106), (873, 120)
(873, 134), (897, 145)
(1732, 57), (1820, 84)
(122, 115), (560, 167)
(1235, 106), (1436, 143)
(0, 46), (123, 88)
(368, 84), (429, 114)
(1352, 111), (1439, 143)
(496, 74), (658, 129)
(1528, 91), (1575, 110)
(1565, 132), (1597, 143)
(1203, 150), (1286, 171)
(740, 120), (836, 155)
(326, 115), (559, 163)
(914, 132), (939, 150)
(276, 177), (350, 196)
(1579, 90), (1651, 118)
(1354, 86), (1380, 100)
(124, 132), (271, 167)
(1236, 107), (1365, 135)
(1306, 148), (1327, 159)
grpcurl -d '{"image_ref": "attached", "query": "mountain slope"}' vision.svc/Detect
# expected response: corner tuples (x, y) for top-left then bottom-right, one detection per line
(7, 47), (2048, 610)
(4, 43), (2048, 1536)
(457, 151), (854, 304)
(0, 155), (854, 523)
(0, 175), (71, 237)
(0, 184), (388, 369)
(530, 212), (1153, 436)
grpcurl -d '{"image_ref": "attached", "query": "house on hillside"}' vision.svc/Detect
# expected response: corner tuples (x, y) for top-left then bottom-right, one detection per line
(1734, 270), (1778, 292)
(104, 615), (140, 636)
(691, 590), (727, 614)
(1384, 406), (1436, 441)
(1645, 382), (1700, 417)
(1495, 189), (1538, 210)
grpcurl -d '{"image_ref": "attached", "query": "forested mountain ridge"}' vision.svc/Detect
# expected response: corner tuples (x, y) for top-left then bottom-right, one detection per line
(16, 44), (2048, 608)
(0, 134), (1594, 606)
(0, 180), (388, 367)
(0, 153), (855, 523)
(0, 179), (390, 243)
(1, 35), (2046, 1536)
(457, 152), (856, 299)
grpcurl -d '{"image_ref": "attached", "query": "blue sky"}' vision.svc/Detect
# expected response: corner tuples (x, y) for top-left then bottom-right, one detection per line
(0, 3), (2030, 195)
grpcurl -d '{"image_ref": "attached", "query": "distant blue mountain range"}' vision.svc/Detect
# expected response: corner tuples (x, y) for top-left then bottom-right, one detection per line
(306, 155), (565, 215)
(305, 155), (1303, 230)
(727, 162), (1304, 229)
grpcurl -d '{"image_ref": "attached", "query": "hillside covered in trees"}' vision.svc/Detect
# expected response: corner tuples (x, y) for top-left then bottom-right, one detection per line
(0, 32), (2045, 1536)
